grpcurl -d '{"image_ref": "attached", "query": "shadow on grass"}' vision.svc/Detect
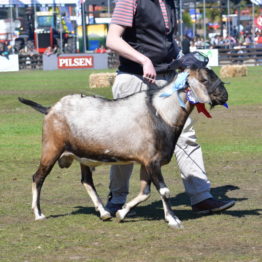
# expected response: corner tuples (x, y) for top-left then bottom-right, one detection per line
(48, 185), (261, 222)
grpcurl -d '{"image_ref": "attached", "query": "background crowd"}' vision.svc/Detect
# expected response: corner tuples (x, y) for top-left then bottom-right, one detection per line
(2, 23), (262, 60)
(189, 24), (262, 50)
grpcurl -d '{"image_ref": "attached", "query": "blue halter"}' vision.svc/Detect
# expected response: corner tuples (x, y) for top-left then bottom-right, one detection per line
(159, 72), (189, 108)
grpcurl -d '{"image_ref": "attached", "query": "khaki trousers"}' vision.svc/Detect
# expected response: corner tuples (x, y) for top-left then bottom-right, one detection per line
(109, 72), (212, 205)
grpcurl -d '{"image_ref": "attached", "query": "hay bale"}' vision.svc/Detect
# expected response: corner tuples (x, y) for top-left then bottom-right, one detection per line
(220, 65), (248, 78)
(89, 72), (116, 88)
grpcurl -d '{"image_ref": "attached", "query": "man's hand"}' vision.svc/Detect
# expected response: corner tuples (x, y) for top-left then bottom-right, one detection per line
(142, 57), (156, 84)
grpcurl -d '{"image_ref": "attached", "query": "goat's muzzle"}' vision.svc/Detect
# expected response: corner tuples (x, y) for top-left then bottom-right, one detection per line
(209, 79), (228, 107)
(200, 69), (228, 107)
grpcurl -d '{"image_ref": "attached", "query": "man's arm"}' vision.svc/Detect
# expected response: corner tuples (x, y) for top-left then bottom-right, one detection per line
(106, 23), (156, 83)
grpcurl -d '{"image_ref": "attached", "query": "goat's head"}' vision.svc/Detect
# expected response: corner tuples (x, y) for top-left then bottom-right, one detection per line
(186, 68), (228, 107)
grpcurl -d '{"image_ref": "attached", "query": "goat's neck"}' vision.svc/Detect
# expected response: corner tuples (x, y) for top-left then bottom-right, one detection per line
(153, 84), (193, 127)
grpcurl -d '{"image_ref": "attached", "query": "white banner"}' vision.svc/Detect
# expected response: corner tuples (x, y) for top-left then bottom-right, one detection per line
(0, 55), (19, 72)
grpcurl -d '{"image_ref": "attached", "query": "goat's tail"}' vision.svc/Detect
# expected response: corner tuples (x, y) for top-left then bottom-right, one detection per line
(18, 97), (50, 115)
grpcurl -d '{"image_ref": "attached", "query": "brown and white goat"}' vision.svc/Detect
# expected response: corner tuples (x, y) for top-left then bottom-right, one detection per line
(19, 68), (228, 229)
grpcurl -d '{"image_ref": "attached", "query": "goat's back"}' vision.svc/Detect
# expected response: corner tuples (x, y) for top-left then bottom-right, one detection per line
(45, 93), (157, 159)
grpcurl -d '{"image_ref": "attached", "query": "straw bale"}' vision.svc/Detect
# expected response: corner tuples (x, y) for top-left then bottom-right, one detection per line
(220, 65), (247, 78)
(89, 73), (116, 88)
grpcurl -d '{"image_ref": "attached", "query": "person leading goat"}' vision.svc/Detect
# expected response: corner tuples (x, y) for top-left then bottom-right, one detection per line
(105, 0), (235, 216)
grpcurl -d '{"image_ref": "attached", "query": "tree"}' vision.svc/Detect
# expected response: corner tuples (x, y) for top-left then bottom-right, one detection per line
(182, 11), (192, 27)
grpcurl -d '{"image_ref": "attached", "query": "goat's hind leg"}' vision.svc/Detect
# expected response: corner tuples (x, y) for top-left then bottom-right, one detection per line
(147, 163), (183, 229)
(32, 149), (61, 220)
(80, 164), (111, 221)
(116, 165), (151, 222)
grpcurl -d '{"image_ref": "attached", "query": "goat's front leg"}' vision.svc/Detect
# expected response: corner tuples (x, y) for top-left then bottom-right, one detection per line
(147, 162), (183, 229)
(160, 196), (183, 229)
(116, 165), (151, 222)
(80, 164), (111, 221)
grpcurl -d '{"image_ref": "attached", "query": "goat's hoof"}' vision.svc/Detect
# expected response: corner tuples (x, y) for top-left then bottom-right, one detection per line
(100, 211), (112, 221)
(168, 221), (184, 229)
(35, 214), (46, 221)
(116, 209), (126, 222)
(165, 215), (183, 229)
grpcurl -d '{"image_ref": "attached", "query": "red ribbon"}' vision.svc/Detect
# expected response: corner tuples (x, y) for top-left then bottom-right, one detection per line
(195, 103), (212, 118)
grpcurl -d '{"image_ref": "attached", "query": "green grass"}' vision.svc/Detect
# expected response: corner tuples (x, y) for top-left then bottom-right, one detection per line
(0, 67), (261, 262)
(219, 66), (262, 106)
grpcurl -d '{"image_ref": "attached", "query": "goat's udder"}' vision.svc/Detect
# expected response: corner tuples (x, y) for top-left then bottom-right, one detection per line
(58, 153), (74, 168)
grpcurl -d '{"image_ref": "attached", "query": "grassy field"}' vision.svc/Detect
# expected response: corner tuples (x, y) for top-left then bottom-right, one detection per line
(0, 67), (261, 262)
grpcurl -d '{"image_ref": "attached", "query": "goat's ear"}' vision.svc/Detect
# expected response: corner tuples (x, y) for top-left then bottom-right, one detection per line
(186, 71), (211, 104)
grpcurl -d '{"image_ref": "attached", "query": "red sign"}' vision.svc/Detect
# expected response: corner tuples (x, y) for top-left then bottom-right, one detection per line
(58, 56), (94, 69)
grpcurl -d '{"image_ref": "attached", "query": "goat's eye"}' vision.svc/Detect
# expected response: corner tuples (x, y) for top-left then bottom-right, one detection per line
(200, 79), (208, 84)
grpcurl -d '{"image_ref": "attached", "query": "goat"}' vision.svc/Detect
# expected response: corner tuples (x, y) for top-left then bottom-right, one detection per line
(18, 67), (228, 229)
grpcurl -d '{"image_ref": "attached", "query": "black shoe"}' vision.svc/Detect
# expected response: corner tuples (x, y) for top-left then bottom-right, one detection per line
(192, 198), (235, 214)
